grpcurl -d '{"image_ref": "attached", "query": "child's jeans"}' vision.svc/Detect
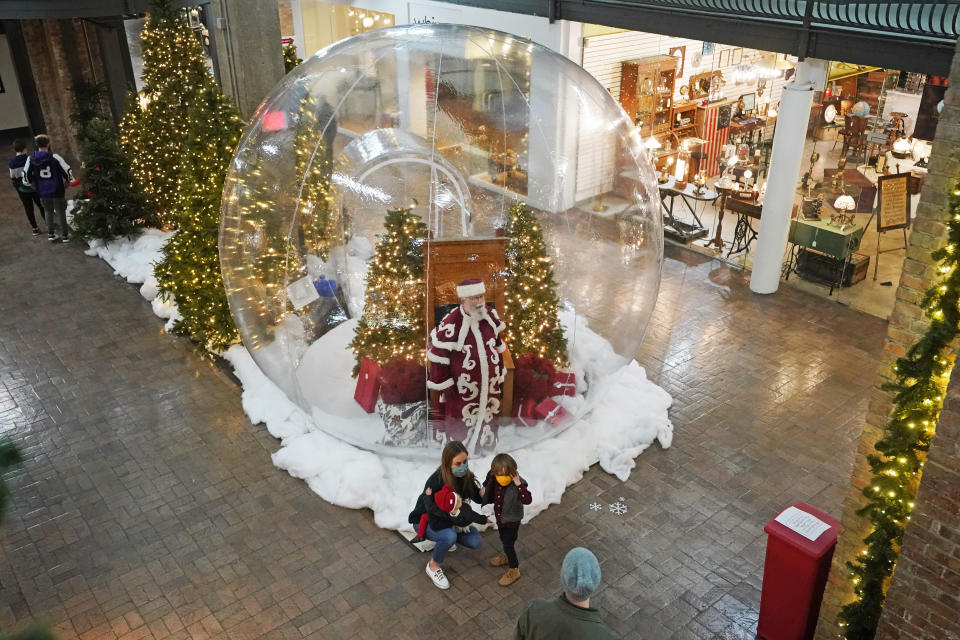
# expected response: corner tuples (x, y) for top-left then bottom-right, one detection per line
(499, 524), (519, 568)
(425, 524), (482, 563)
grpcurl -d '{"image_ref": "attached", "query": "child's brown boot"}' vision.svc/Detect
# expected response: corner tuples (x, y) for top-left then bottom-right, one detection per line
(499, 568), (521, 586)
(490, 552), (508, 567)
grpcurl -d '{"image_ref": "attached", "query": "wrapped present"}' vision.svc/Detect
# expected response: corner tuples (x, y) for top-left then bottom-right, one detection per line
(534, 397), (571, 427)
(354, 357), (380, 413)
(313, 276), (338, 298)
(550, 371), (576, 397)
(516, 398), (538, 427)
(377, 398), (428, 446)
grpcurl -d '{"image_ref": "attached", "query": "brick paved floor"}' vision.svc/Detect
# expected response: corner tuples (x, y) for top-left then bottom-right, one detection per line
(0, 179), (887, 639)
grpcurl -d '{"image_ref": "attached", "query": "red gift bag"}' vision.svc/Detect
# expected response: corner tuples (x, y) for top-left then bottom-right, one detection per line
(534, 397), (571, 427)
(354, 357), (381, 413)
(550, 371), (576, 397)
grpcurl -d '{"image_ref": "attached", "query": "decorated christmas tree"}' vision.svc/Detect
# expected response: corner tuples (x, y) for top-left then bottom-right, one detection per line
(283, 42), (302, 74)
(503, 202), (568, 365)
(71, 118), (148, 241)
(293, 95), (337, 261)
(154, 85), (244, 352)
(349, 207), (427, 375)
(120, 0), (217, 226)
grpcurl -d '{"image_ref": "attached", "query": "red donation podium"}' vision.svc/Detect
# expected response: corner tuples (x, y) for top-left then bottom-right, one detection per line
(757, 503), (840, 640)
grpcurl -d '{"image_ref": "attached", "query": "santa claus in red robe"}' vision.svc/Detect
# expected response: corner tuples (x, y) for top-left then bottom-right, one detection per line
(427, 278), (506, 453)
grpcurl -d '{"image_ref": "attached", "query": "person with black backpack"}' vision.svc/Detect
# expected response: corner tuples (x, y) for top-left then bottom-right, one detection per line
(23, 134), (75, 243)
(8, 140), (45, 236)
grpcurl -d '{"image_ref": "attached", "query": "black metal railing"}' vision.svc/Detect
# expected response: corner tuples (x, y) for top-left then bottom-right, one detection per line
(582, 1), (959, 40)
(811, 2), (959, 41)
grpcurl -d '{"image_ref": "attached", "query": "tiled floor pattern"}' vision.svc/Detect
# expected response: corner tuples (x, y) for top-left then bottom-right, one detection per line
(0, 180), (886, 639)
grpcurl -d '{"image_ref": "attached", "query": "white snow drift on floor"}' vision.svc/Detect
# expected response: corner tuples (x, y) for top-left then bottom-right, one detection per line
(86, 229), (674, 532)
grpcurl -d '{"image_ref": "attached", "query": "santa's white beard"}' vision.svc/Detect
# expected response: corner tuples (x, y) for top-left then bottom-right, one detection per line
(464, 304), (488, 321)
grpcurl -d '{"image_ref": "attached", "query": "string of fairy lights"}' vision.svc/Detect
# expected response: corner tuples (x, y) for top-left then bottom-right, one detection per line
(836, 185), (960, 638)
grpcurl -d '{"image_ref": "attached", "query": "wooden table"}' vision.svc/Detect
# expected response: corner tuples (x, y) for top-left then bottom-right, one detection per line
(822, 168), (877, 213)
(658, 178), (717, 243)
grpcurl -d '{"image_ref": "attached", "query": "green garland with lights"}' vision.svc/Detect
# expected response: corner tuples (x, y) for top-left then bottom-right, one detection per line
(503, 202), (568, 365)
(836, 190), (960, 638)
(121, 0), (215, 226)
(349, 207), (427, 375)
(153, 85), (244, 353)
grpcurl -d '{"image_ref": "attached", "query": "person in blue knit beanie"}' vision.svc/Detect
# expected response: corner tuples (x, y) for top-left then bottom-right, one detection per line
(514, 547), (615, 639)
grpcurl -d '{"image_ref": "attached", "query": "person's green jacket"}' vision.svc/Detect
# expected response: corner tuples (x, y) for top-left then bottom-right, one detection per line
(515, 595), (616, 640)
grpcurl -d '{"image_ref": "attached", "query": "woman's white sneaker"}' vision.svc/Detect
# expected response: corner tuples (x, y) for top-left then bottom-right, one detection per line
(426, 563), (450, 589)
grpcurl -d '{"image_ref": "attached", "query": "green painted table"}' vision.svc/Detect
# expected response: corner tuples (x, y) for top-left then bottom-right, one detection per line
(786, 219), (865, 294)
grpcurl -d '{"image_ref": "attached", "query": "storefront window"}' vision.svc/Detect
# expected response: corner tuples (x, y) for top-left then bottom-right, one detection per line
(299, 2), (394, 57)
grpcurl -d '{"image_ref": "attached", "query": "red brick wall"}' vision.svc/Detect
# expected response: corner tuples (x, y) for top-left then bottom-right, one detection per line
(18, 19), (104, 167)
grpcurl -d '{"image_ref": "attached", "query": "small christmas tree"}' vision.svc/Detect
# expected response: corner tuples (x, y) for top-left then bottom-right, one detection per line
(71, 118), (148, 241)
(349, 207), (427, 375)
(154, 85), (244, 352)
(283, 42), (302, 74)
(121, 0), (218, 226)
(503, 202), (568, 365)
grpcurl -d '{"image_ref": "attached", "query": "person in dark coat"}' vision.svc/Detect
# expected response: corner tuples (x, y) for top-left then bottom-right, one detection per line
(8, 140), (44, 235)
(515, 547), (615, 640)
(408, 440), (487, 589)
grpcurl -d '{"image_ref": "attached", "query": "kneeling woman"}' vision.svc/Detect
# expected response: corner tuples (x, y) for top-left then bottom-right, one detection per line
(410, 441), (487, 589)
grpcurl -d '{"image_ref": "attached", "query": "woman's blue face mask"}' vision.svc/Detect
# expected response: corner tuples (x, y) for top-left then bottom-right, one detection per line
(452, 462), (469, 477)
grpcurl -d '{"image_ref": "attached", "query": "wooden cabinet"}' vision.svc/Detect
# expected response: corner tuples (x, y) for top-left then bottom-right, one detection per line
(620, 55), (678, 136)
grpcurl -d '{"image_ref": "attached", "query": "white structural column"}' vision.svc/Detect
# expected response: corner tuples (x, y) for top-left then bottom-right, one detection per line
(749, 59), (829, 294)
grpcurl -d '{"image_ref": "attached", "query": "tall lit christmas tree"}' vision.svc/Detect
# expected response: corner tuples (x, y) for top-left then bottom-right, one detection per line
(71, 118), (148, 241)
(154, 85), (244, 353)
(293, 95), (337, 261)
(503, 202), (568, 365)
(349, 207), (427, 375)
(120, 0), (214, 226)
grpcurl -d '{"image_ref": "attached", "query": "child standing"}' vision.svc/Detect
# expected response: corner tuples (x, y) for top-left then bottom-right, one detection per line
(483, 453), (532, 586)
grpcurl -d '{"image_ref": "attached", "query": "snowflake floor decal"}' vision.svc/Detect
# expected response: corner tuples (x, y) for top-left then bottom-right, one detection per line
(609, 501), (627, 516)
(589, 502), (602, 512)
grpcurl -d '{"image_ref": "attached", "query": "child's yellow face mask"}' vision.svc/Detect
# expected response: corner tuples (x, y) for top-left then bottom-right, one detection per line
(495, 475), (512, 486)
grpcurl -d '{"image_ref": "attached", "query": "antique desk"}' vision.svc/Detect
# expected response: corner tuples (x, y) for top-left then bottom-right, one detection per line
(658, 177), (717, 243)
(785, 219), (865, 295)
(821, 168), (877, 212)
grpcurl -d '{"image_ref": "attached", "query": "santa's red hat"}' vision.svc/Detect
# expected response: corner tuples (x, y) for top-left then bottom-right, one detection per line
(457, 278), (485, 298)
(434, 484), (459, 513)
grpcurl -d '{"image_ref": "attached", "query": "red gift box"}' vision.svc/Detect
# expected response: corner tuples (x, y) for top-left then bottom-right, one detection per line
(516, 398), (538, 427)
(550, 371), (576, 397)
(534, 397), (571, 427)
(354, 357), (381, 413)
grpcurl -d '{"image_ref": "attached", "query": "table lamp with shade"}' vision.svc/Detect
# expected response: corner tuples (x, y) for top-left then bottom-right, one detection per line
(892, 136), (913, 159)
(832, 194), (856, 230)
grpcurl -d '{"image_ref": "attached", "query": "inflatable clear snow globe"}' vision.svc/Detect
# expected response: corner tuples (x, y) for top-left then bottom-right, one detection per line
(220, 24), (662, 459)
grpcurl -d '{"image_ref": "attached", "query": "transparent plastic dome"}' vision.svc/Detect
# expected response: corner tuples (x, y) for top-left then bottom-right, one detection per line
(220, 24), (662, 459)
